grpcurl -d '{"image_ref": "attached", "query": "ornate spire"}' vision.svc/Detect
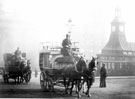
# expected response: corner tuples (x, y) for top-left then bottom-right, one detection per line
(115, 7), (121, 18)
(112, 7), (124, 23)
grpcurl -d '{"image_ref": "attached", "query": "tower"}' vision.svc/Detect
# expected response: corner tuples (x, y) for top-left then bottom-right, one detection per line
(102, 8), (131, 53)
(97, 8), (135, 76)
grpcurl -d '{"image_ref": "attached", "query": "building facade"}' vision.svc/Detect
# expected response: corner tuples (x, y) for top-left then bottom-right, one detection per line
(97, 8), (135, 76)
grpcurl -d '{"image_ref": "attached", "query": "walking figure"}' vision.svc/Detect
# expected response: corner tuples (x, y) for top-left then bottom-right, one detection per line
(100, 63), (107, 88)
(35, 68), (38, 78)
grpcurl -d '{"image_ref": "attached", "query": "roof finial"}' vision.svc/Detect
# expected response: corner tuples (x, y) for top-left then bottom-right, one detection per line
(115, 7), (121, 17)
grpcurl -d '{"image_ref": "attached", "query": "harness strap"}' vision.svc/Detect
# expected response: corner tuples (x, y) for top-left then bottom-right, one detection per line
(74, 62), (79, 72)
(74, 61), (84, 73)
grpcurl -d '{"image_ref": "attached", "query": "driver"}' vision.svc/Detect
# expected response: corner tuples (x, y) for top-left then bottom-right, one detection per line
(61, 34), (72, 56)
(14, 47), (22, 61)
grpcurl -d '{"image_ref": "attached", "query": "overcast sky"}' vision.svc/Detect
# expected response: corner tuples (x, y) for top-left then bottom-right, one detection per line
(0, 0), (135, 68)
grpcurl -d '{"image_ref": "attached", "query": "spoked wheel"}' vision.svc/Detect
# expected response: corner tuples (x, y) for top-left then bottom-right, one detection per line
(26, 72), (31, 83)
(24, 74), (30, 83)
(27, 73), (31, 82)
(40, 72), (54, 92)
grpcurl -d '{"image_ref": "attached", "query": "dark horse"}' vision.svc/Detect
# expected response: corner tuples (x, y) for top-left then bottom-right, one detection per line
(62, 57), (87, 97)
(19, 60), (31, 83)
(82, 57), (97, 97)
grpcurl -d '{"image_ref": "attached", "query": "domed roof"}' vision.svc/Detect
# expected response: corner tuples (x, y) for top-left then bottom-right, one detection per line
(111, 7), (125, 24)
(111, 16), (124, 24)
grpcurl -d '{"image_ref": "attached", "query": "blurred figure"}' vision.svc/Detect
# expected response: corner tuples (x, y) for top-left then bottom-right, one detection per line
(100, 63), (107, 88)
(61, 34), (72, 56)
(14, 47), (22, 60)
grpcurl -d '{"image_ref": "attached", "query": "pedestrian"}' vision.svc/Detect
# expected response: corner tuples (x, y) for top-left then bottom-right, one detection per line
(35, 68), (38, 78)
(100, 63), (107, 88)
(14, 47), (22, 60)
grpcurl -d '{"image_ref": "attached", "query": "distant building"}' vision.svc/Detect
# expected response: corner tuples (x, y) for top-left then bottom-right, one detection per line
(97, 8), (135, 76)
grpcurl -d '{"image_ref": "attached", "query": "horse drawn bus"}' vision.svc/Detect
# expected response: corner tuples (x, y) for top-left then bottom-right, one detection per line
(39, 41), (97, 97)
(2, 51), (31, 83)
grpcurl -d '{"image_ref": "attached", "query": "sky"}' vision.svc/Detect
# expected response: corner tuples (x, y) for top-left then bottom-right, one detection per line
(0, 0), (135, 69)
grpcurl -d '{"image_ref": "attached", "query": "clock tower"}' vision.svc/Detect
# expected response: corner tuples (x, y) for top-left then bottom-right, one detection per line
(97, 8), (135, 76)
(111, 8), (125, 33)
(103, 8), (130, 51)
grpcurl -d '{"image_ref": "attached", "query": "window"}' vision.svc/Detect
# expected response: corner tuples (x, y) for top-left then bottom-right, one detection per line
(108, 63), (111, 69)
(112, 65), (114, 69)
(112, 63), (115, 68)
(112, 26), (116, 32)
(120, 63), (122, 69)
(100, 62), (102, 68)
(119, 25), (124, 32)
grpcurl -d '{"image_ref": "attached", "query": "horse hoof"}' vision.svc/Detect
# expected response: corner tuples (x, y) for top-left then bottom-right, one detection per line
(85, 92), (88, 95)
(88, 94), (91, 97)
(78, 95), (81, 98)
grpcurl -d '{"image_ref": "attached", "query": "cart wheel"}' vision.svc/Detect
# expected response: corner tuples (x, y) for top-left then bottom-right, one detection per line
(40, 72), (54, 92)
(47, 78), (54, 91)
(27, 72), (31, 82)
(3, 76), (7, 83)
(25, 73), (31, 83)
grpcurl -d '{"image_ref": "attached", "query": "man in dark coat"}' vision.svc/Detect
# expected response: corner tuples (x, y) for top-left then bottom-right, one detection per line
(100, 63), (107, 88)
(14, 47), (22, 60)
(61, 34), (72, 56)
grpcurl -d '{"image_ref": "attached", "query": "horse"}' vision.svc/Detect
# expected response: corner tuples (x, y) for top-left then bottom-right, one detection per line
(82, 57), (98, 97)
(19, 60), (31, 83)
(61, 57), (87, 97)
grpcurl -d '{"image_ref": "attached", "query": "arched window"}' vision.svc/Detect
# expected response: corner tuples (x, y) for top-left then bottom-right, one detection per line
(108, 63), (111, 69)
(120, 63), (122, 69)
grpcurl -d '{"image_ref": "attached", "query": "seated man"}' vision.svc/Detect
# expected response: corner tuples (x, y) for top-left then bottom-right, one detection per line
(14, 47), (22, 61)
(61, 34), (72, 56)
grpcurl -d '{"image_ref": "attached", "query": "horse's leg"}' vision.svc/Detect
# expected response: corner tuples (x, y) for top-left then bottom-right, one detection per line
(17, 76), (19, 83)
(70, 79), (74, 95)
(86, 80), (92, 97)
(75, 80), (78, 94)
(16, 75), (19, 83)
(14, 77), (16, 83)
(77, 79), (82, 98)
(66, 78), (71, 94)
(21, 75), (24, 83)
(63, 77), (68, 94)
(82, 81), (87, 94)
